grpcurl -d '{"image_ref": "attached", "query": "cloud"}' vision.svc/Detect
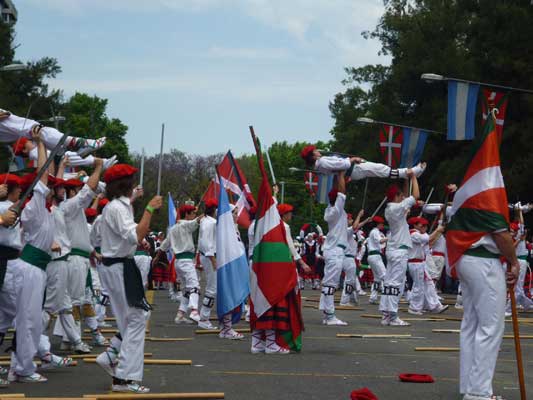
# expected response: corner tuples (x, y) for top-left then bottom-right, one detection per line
(207, 46), (289, 60)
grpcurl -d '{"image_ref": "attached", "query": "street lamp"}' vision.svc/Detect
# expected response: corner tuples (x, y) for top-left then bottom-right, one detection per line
(39, 116), (66, 124)
(0, 63), (27, 72)
(420, 73), (445, 82)
(356, 117), (375, 124)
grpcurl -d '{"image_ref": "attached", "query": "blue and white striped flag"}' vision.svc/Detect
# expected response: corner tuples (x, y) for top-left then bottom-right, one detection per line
(447, 80), (479, 140)
(167, 192), (177, 228)
(316, 173), (334, 204)
(400, 128), (428, 168)
(216, 176), (250, 323)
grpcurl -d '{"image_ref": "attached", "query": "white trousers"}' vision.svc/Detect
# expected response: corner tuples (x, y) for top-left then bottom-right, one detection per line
(506, 259), (533, 311)
(68, 255), (90, 307)
(428, 255), (445, 280)
(134, 255), (151, 289)
(98, 262), (149, 381)
(350, 161), (408, 181)
(457, 255), (506, 398)
(379, 249), (408, 314)
(175, 258), (200, 313)
(0, 260), (46, 376)
(319, 247), (344, 314)
(44, 259), (72, 313)
(199, 255), (217, 320)
(340, 256), (357, 304)
(407, 262), (425, 312)
(368, 254), (386, 302)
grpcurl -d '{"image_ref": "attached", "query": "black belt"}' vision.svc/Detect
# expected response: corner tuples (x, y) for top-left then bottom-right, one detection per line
(0, 245), (20, 289)
(102, 257), (152, 312)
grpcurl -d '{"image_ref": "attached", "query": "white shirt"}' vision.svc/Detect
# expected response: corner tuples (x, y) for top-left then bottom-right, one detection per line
(21, 181), (55, 253)
(408, 230), (429, 260)
(63, 185), (96, 253)
(160, 219), (199, 255)
(284, 222), (301, 261)
(198, 215), (216, 257)
(515, 224), (528, 257)
(385, 196), (416, 250)
(324, 192), (348, 251)
(50, 205), (70, 260)
(315, 156), (351, 174)
(345, 228), (357, 256)
(470, 234), (500, 255)
(432, 234), (446, 255)
(101, 196), (138, 258)
(90, 214), (103, 250)
(0, 200), (22, 250)
(367, 227), (383, 253)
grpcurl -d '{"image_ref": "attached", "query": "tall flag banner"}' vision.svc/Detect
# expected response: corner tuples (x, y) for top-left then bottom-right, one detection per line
(379, 125), (403, 167)
(304, 172), (318, 195)
(201, 178), (220, 205)
(481, 89), (509, 140)
(400, 128), (428, 168)
(218, 151), (256, 228)
(250, 129), (302, 350)
(446, 111), (509, 276)
(316, 173), (334, 204)
(447, 80), (480, 141)
(216, 175), (250, 323)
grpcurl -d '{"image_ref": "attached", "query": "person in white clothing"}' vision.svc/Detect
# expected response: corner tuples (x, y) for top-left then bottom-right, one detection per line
(158, 205), (203, 324)
(379, 173), (419, 327)
(340, 210), (365, 306)
(197, 199), (218, 330)
(300, 145), (426, 181)
(367, 216), (388, 304)
(94, 163), (162, 394)
(319, 170), (349, 326)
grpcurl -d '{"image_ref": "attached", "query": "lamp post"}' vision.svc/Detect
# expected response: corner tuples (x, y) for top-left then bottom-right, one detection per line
(0, 63), (27, 72)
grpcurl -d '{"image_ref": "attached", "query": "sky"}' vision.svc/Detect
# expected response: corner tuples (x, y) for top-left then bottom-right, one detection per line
(12, 0), (388, 157)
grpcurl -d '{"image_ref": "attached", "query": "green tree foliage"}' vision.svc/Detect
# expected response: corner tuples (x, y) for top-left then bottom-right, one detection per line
(330, 0), (533, 211)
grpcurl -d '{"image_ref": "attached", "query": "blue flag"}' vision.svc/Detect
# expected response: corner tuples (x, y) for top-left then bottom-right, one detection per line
(447, 80), (479, 140)
(167, 193), (177, 228)
(316, 174), (334, 204)
(216, 176), (250, 323)
(400, 128), (428, 168)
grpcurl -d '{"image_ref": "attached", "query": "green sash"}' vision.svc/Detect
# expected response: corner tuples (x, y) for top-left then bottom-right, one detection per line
(20, 244), (51, 271)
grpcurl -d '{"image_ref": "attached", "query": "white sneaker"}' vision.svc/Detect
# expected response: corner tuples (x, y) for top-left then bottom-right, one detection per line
(73, 341), (92, 354)
(463, 394), (503, 400)
(198, 320), (217, 330)
(389, 317), (411, 326)
(98, 321), (112, 328)
(0, 378), (7, 387)
(357, 290), (366, 296)
(265, 343), (290, 355)
(112, 381), (150, 393)
(219, 329), (244, 340)
(369, 298), (379, 305)
(11, 372), (47, 383)
(189, 310), (201, 322)
(174, 315), (193, 324)
(505, 311), (512, 317)
(408, 308), (424, 315)
(92, 331), (109, 347)
(430, 304), (449, 314)
(96, 348), (118, 377)
(251, 341), (266, 354)
(323, 316), (348, 326)
(455, 303), (464, 310)
(0, 366), (7, 375)
(40, 354), (74, 370)
(381, 315), (390, 326)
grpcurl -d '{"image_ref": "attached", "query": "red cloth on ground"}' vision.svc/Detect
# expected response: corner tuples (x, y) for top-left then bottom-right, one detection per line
(350, 387), (378, 400)
(398, 373), (435, 383)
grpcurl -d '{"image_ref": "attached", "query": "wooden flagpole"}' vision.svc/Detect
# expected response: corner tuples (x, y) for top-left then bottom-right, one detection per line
(361, 178), (369, 210)
(508, 280), (527, 400)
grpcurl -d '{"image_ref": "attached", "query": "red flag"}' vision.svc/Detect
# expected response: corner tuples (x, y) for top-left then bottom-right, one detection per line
(201, 179), (220, 204)
(481, 89), (509, 140)
(304, 172), (318, 195)
(379, 125), (403, 167)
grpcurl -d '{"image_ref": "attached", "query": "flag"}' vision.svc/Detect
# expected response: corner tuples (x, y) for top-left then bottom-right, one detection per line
(481, 89), (509, 139)
(201, 178), (220, 205)
(400, 128), (428, 168)
(447, 80), (480, 140)
(167, 193), (178, 283)
(304, 172), (318, 195)
(316, 173), (334, 204)
(379, 125), (403, 167)
(216, 175), (250, 323)
(446, 111), (509, 276)
(217, 151), (256, 228)
(250, 129), (302, 350)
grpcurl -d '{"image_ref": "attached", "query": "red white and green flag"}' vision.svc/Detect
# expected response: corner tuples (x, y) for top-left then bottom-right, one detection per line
(379, 124), (403, 168)
(249, 128), (301, 350)
(446, 111), (510, 276)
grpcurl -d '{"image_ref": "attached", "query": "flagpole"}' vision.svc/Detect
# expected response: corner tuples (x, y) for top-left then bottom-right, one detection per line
(139, 147), (145, 187)
(265, 147), (277, 185)
(289, 167), (326, 175)
(421, 73), (533, 95)
(370, 196), (387, 219)
(508, 281), (527, 400)
(156, 123), (165, 196)
(361, 178), (369, 210)
(419, 187), (434, 216)
(355, 118), (444, 135)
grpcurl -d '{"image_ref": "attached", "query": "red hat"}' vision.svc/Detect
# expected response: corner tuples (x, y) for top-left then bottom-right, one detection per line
(52, 177), (67, 188)
(63, 179), (84, 188)
(328, 189), (339, 204)
(417, 217), (429, 226)
(510, 222), (519, 231)
(347, 213), (353, 220)
(47, 175), (59, 187)
(398, 373), (434, 383)
(13, 137), (29, 156)
(204, 199), (218, 209)
(18, 172), (37, 191)
(300, 145), (316, 161)
(98, 198), (109, 208)
(0, 174), (20, 186)
(85, 208), (97, 218)
(179, 204), (196, 215)
(277, 203), (294, 216)
(103, 164), (138, 184)
(350, 387), (378, 400)
(372, 216), (384, 224)
(386, 185), (400, 202)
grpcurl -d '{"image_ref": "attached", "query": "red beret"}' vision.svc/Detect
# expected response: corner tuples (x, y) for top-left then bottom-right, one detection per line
(328, 189), (339, 204)
(99, 198), (109, 208)
(63, 179), (84, 188)
(179, 204), (196, 215)
(386, 185), (400, 202)
(300, 145), (316, 160)
(510, 222), (519, 231)
(407, 216), (417, 226)
(13, 137), (29, 156)
(52, 177), (67, 188)
(277, 203), (294, 216)
(204, 199), (218, 209)
(103, 164), (138, 184)
(347, 213), (353, 220)
(47, 175), (59, 187)
(18, 173), (37, 191)
(85, 208), (97, 218)
(350, 387), (378, 400)
(372, 216), (384, 224)
(0, 174), (20, 186)
(417, 217), (429, 226)
(398, 373), (434, 383)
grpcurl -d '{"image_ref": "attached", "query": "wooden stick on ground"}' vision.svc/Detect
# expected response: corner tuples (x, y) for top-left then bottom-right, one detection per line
(0, 360), (78, 367)
(83, 359), (192, 365)
(414, 347), (459, 352)
(508, 284), (527, 400)
(82, 393), (224, 399)
(337, 334), (412, 339)
(195, 328), (250, 335)
(146, 337), (194, 342)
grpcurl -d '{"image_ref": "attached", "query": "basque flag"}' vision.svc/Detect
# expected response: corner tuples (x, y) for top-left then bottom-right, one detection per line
(400, 128), (428, 168)
(216, 175), (250, 323)
(447, 80), (479, 140)
(316, 173), (334, 204)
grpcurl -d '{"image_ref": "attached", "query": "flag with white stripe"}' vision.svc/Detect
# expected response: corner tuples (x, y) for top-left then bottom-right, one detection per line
(316, 173), (334, 204)
(447, 80), (480, 140)
(400, 128), (428, 168)
(481, 89), (508, 139)
(379, 125), (403, 167)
